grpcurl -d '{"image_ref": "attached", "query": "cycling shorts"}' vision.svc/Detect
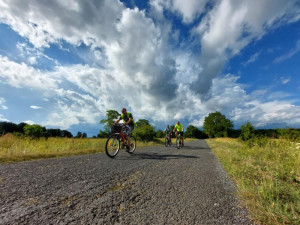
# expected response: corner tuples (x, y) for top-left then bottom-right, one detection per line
(176, 131), (184, 136)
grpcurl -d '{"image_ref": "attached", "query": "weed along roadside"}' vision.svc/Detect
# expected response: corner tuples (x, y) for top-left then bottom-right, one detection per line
(0, 134), (195, 163)
(207, 138), (300, 225)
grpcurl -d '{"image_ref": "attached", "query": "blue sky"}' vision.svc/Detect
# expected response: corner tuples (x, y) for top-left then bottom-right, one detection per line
(0, 0), (300, 136)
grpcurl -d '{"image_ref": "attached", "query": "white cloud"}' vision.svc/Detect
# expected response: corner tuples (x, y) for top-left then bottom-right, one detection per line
(0, 97), (8, 110)
(0, 114), (9, 122)
(0, 0), (299, 130)
(0, 56), (58, 89)
(30, 105), (42, 109)
(150, 0), (209, 24)
(243, 51), (261, 66)
(273, 40), (300, 63)
(192, 0), (300, 95)
(24, 120), (35, 125)
(280, 77), (291, 84)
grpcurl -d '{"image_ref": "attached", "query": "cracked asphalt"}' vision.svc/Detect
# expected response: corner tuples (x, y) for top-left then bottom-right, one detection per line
(0, 140), (252, 224)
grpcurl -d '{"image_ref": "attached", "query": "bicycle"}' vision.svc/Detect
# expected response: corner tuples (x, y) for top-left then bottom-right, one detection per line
(176, 132), (184, 149)
(165, 132), (172, 147)
(105, 124), (136, 158)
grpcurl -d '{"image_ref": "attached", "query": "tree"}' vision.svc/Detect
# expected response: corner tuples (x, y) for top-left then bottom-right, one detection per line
(61, 130), (73, 138)
(240, 121), (255, 141)
(0, 122), (19, 135)
(76, 132), (82, 138)
(82, 132), (87, 138)
(203, 112), (233, 138)
(133, 124), (156, 141)
(100, 110), (120, 132)
(156, 129), (164, 138)
(98, 130), (109, 138)
(135, 119), (150, 127)
(47, 128), (62, 137)
(184, 125), (207, 139)
(23, 124), (45, 138)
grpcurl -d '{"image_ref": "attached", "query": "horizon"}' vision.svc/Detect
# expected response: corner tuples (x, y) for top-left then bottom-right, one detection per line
(0, 0), (300, 137)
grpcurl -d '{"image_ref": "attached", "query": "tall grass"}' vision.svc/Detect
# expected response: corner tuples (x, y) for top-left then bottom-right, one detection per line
(207, 138), (300, 225)
(0, 134), (108, 163)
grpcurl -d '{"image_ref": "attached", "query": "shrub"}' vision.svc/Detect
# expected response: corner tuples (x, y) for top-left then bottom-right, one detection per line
(240, 121), (255, 141)
(133, 124), (156, 141)
(23, 124), (45, 138)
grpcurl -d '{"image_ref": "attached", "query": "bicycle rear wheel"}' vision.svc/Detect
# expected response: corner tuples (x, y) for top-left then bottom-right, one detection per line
(105, 134), (120, 158)
(127, 136), (136, 154)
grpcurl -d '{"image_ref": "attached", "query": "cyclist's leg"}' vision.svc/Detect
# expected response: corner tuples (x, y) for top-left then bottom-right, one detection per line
(126, 125), (134, 149)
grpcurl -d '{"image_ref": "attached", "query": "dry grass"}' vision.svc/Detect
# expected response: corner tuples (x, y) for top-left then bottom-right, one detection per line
(0, 134), (195, 163)
(207, 138), (300, 225)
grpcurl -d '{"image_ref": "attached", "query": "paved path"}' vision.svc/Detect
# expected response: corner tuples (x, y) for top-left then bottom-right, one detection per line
(0, 140), (252, 224)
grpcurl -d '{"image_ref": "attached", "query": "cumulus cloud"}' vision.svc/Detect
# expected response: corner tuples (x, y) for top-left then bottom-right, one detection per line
(150, 0), (209, 23)
(0, 0), (299, 130)
(0, 56), (58, 89)
(192, 0), (300, 95)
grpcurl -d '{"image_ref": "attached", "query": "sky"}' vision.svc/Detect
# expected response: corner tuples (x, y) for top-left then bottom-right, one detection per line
(0, 0), (300, 137)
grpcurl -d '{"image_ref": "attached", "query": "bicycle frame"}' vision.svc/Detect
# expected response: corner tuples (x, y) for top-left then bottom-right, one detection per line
(119, 127), (128, 146)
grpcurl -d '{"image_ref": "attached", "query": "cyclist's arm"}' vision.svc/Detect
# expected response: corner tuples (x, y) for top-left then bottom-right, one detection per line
(114, 118), (121, 125)
(125, 117), (132, 125)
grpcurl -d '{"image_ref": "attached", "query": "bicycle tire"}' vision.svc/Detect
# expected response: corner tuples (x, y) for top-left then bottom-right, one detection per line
(165, 137), (168, 147)
(176, 135), (181, 149)
(105, 134), (120, 158)
(127, 135), (136, 154)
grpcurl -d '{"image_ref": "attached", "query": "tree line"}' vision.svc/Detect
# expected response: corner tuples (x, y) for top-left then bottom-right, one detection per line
(0, 122), (86, 138)
(1, 111), (299, 140)
(100, 110), (300, 141)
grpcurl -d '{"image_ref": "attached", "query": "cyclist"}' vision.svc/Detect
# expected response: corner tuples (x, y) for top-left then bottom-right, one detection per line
(163, 125), (172, 143)
(114, 108), (134, 150)
(173, 121), (184, 147)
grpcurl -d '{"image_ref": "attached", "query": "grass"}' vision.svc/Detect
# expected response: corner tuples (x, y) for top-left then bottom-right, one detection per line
(0, 134), (195, 163)
(207, 138), (300, 225)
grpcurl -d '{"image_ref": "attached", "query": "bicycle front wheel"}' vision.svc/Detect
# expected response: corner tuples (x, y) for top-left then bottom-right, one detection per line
(165, 137), (168, 147)
(127, 136), (136, 154)
(105, 134), (120, 158)
(176, 135), (181, 149)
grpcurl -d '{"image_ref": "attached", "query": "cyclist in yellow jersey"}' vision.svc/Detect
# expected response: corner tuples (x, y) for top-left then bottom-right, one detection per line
(114, 108), (134, 151)
(173, 121), (184, 147)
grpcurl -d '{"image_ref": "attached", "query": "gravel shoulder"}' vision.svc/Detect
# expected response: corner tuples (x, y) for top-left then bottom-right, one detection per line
(0, 140), (252, 224)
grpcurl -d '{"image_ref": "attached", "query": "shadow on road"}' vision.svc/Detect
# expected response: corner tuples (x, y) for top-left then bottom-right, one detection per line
(118, 152), (199, 161)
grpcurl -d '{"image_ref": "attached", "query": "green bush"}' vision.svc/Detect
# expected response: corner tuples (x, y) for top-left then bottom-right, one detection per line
(277, 128), (300, 141)
(240, 121), (255, 141)
(133, 124), (156, 141)
(23, 124), (45, 138)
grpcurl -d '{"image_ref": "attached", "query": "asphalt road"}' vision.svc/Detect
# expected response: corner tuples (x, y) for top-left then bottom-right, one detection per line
(0, 140), (252, 224)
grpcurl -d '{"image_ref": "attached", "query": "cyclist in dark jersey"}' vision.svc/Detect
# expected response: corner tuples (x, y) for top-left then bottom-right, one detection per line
(114, 108), (134, 150)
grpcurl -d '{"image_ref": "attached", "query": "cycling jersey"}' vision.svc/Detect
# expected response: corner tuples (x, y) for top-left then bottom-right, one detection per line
(175, 124), (183, 132)
(119, 112), (134, 126)
(164, 127), (171, 133)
